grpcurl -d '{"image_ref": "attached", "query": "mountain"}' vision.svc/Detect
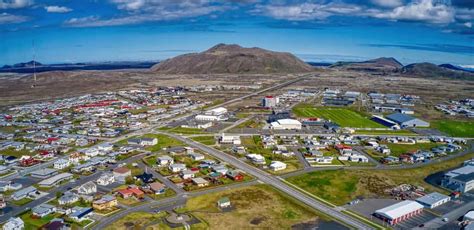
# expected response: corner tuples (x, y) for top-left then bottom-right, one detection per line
(11, 61), (42, 68)
(330, 57), (403, 72)
(439, 64), (474, 73)
(151, 44), (314, 74)
(402, 63), (474, 80)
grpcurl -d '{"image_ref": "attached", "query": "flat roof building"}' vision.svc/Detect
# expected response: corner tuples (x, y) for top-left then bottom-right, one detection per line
(416, 192), (451, 209)
(386, 113), (429, 128)
(38, 173), (73, 187)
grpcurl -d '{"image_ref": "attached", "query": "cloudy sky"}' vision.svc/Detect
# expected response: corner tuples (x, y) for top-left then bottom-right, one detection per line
(0, 0), (473, 66)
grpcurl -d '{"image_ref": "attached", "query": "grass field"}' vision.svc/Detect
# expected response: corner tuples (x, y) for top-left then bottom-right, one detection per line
(123, 134), (185, 152)
(158, 126), (207, 135)
(235, 119), (265, 129)
(180, 184), (332, 229)
(190, 135), (216, 145)
(386, 142), (443, 156)
(293, 104), (384, 128)
(287, 152), (474, 206)
(20, 212), (62, 229)
(104, 212), (167, 230)
(432, 120), (474, 138)
(354, 129), (417, 136)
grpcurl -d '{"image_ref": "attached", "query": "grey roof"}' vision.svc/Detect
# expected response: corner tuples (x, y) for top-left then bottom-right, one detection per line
(454, 172), (474, 183)
(386, 113), (415, 123)
(416, 192), (450, 206)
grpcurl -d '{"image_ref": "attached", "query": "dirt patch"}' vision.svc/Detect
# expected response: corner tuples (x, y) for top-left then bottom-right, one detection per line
(250, 216), (267, 225)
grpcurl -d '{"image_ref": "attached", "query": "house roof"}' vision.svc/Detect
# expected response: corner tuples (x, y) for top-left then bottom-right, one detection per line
(149, 182), (165, 191)
(113, 167), (131, 174)
(375, 200), (424, 220)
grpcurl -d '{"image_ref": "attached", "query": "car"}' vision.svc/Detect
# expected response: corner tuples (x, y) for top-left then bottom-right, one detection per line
(442, 218), (449, 222)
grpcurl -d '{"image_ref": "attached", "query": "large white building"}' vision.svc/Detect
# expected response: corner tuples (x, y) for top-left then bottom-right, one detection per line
(262, 96), (279, 108)
(374, 200), (424, 225)
(219, 134), (241, 145)
(205, 107), (227, 116)
(196, 107), (228, 121)
(416, 192), (450, 209)
(269, 161), (287, 171)
(270, 119), (302, 130)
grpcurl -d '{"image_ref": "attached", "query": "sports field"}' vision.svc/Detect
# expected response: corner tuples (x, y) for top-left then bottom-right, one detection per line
(432, 120), (474, 138)
(293, 105), (384, 128)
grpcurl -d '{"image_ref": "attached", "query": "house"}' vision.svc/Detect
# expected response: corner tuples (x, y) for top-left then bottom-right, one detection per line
(189, 152), (204, 161)
(38, 173), (73, 187)
(113, 167), (131, 182)
(2, 217), (24, 230)
(376, 145), (391, 155)
(180, 170), (196, 180)
(97, 173), (115, 186)
(43, 218), (67, 230)
(136, 172), (154, 183)
(315, 156), (333, 164)
(11, 186), (37, 200)
(77, 181), (97, 195)
(169, 163), (186, 173)
(269, 161), (287, 171)
(226, 170), (243, 181)
(217, 197), (231, 209)
(69, 207), (93, 221)
(92, 195), (118, 210)
(157, 156), (174, 166)
(219, 134), (241, 145)
(374, 200), (424, 225)
(212, 165), (228, 175)
(0, 180), (22, 192)
(53, 159), (71, 170)
(192, 177), (209, 187)
(127, 138), (157, 146)
(246, 154), (265, 164)
(117, 187), (144, 199)
(31, 168), (58, 179)
(149, 182), (166, 194)
(416, 192), (451, 209)
(32, 203), (56, 218)
(385, 113), (430, 128)
(58, 192), (79, 205)
(349, 155), (369, 163)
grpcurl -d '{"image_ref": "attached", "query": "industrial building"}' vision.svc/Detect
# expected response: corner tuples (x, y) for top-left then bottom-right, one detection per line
(415, 192), (451, 209)
(374, 200), (424, 225)
(270, 119), (302, 130)
(442, 162), (474, 193)
(385, 113), (430, 128)
(262, 96), (279, 108)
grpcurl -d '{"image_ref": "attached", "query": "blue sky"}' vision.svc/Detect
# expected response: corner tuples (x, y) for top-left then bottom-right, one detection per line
(0, 0), (473, 66)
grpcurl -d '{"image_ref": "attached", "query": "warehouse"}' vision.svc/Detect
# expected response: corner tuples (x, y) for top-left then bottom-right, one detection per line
(385, 113), (429, 128)
(270, 119), (302, 130)
(374, 200), (424, 225)
(416, 192), (451, 209)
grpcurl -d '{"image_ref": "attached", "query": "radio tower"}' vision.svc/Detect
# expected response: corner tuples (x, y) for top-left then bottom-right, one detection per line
(31, 40), (37, 88)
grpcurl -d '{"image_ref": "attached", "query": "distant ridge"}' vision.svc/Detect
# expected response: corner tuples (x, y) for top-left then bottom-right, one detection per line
(151, 43), (315, 74)
(402, 63), (474, 80)
(330, 57), (403, 72)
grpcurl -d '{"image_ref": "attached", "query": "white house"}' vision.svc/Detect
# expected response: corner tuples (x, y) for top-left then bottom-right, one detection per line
(3, 217), (24, 230)
(97, 173), (115, 186)
(169, 164), (186, 173)
(219, 134), (241, 145)
(189, 153), (204, 161)
(269, 161), (287, 171)
(128, 138), (157, 146)
(157, 156), (174, 166)
(315, 156), (333, 164)
(53, 158), (71, 170)
(246, 154), (266, 164)
(77, 181), (97, 195)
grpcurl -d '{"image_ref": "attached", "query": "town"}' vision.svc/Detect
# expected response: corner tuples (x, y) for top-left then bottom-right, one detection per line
(0, 75), (472, 230)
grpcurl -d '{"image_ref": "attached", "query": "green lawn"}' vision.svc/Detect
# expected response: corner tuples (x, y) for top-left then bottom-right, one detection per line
(432, 120), (474, 138)
(11, 198), (33, 206)
(122, 134), (185, 152)
(158, 126), (207, 135)
(354, 129), (417, 136)
(0, 148), (36, 157)
(292, 105), (383, 128)
(386, 142), (443, 156)
(190, 136), (216, 145)
(20, 211), (61, 229)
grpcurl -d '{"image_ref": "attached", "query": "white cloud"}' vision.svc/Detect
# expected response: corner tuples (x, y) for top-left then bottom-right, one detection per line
(371, 0), (404, 8)
(253, 2), (362, 21)
(464, 22), (472, 28)
(45, 5), (72, 13)
(370, 0), (455, 24)
(0, 12), (27, 24)
(0, 0), (32, 9)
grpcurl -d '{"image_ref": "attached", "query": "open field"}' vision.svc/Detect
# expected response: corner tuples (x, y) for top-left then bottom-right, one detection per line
(431, 120), (474, 138)
(181, 184), (335, 229)
(293, 104), (384, 128)
(190, 135), (216, 145)
(385, 142), (443, 156)
(104, 212), (167, 230)
(121, 134), (185, 152)
(158, 127), (207, 135)
(287, 152), (474, 206)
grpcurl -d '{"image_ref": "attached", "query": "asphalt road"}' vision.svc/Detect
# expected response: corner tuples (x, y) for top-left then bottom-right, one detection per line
(159, 131), (374, 229)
